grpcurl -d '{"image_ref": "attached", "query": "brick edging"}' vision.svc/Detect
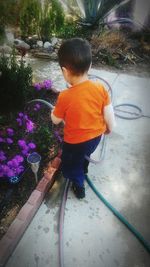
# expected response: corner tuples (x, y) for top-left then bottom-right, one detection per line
(0, 156), (61, 267)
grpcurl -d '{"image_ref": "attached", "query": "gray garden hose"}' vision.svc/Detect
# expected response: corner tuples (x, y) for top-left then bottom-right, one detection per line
(28, 99), (54, 110)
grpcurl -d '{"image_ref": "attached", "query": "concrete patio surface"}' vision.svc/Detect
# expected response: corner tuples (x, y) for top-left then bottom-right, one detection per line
(5, 69), (150, 267)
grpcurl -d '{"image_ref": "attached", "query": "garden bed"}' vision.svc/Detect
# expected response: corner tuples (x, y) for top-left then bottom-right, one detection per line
(0, 58), (63, 240)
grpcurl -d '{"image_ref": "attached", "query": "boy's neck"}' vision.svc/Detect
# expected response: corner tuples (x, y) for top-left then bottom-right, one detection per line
(69, 73), (89, 86)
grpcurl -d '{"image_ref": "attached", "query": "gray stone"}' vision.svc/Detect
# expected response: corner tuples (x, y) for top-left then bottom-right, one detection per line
(36, 40), (43, 48)
(14, 39), (30, 50)
(43, 41), (52, 49)
(51, 37), (58, 47)
(50, 52), (57, 60)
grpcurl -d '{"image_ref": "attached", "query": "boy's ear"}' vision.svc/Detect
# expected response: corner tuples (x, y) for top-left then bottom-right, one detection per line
(62, 67), (69, 76)
(62, 67), (70, 81)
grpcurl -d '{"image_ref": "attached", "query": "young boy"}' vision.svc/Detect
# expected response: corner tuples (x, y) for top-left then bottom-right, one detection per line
(51, 38), (116, 199)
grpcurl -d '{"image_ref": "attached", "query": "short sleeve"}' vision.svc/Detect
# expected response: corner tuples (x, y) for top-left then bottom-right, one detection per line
(53, 93), (66, 119)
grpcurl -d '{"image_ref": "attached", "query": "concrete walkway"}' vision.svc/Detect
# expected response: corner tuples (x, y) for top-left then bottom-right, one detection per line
(6, 69), (150, 267)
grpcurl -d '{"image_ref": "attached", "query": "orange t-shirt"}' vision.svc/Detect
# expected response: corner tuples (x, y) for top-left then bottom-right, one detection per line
(53, 80), (110, 144)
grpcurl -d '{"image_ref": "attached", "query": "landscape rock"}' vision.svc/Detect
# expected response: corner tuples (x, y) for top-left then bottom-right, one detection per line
(14, 39), (30, 50)
(51, 37), (58, 46)
(37, 40), (43, 48)
(44, 41), (52, 49)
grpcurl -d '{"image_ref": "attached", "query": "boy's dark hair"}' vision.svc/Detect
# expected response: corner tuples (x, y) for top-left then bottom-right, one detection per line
(58, 38), (92, 75)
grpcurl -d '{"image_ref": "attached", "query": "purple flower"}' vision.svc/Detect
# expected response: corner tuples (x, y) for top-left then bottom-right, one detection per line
(6, 168), (16, 177)
(7, 159), (19, 168)
(6, 138), (13, 144)
(26, 120), (35, 133)
(18, 112), (24, 117)
(43, 79), (52, 90)
(34, 83), (42, 91)
(15, 165), (24, 175)
(24, 115), (28, 120)
(14, 155), (24, 163)
(0, 137), (5, 143)
(18, 139), (26, 148)
(21, 149), (29, 156)
(6, 128), (14, 136)
(1, 165), (15, 178)
(34, 103), (41, 111)
(17, 113), (28, 127)
(16, 118), (23, 126)
(0, 151), (6, 161)
(28, 142), (36, 149)
(35, 104), (41, 109)
(54, 130), (63, 143)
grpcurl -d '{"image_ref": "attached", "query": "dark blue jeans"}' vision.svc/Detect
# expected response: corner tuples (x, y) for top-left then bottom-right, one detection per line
(61, 135), (101, 187)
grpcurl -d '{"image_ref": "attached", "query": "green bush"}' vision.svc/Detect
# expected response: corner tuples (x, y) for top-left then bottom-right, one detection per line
(0, 50), (33, 114)
(20, 0), (65, 40)
(20, 0), (41, 38)
(58, 21), (85, 39)
(50, 0), (65, 34)
(39, 0), (65, 41)
(32, 125), (58, 159)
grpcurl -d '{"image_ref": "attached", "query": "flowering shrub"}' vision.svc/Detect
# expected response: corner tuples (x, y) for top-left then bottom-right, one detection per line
(0, 108), (62, 181)
(0, 72), (61, 182)
(16, 112), (35, 133)
(0, 112), (36, 180)
(33, 79), (53, 91)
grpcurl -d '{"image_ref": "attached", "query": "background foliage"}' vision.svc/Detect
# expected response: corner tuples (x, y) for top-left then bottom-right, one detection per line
(0, 50), (32, 113)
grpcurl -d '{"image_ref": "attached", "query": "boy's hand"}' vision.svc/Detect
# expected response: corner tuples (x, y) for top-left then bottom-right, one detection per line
(105, 128), (111, 135)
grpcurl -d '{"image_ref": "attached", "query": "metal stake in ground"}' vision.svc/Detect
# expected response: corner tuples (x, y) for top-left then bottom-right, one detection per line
(27, 152), (41, 183)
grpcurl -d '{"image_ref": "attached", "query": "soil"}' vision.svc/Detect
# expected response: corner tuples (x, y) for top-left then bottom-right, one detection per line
(0, 169), (36, 239)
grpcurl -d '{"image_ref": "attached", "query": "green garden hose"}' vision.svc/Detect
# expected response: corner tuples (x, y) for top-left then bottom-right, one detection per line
(86, 174), (150, 253)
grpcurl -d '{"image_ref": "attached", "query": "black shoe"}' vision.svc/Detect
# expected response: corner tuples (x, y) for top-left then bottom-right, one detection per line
(72, 183), (85, 199)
